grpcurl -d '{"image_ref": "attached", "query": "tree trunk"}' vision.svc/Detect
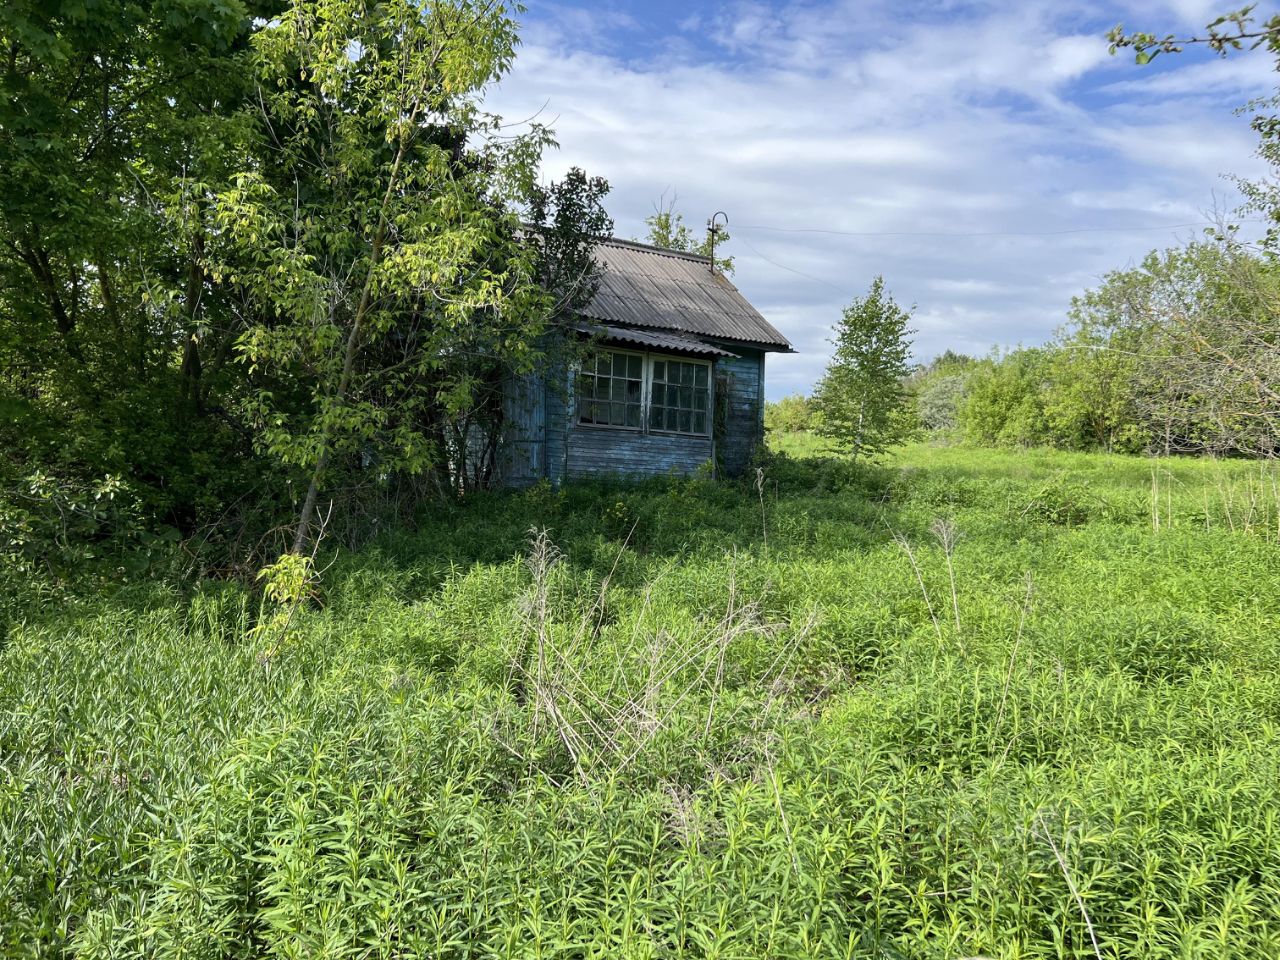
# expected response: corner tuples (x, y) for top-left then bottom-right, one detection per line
(180, 223), (206, 416)
(290, 135), (412, 555)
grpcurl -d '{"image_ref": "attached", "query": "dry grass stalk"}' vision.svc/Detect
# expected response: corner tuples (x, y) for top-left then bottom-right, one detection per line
(1036, 811), (1104, 960)
(505, 531), (810, 784)
(930, 518), (963, 634)
(894, 532), (942, 642)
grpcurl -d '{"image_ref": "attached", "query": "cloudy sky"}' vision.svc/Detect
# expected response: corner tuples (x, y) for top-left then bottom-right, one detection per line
(490, 1), (1276, 398)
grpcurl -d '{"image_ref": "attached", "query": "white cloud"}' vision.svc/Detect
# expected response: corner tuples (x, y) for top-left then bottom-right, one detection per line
(493, 1), (1272, 398)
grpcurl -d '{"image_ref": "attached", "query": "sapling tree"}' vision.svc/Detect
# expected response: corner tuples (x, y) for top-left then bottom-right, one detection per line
(812, 277), (916, 461)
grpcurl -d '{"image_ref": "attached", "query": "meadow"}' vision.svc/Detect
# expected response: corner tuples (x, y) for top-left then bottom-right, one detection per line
(3, 437), (1280, 958)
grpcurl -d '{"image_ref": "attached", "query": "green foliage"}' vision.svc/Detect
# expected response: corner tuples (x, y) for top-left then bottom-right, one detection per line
(638, 195), (734, 274)
(959, 348), (1051, 448)
(7, 442), (1280, 955)
(764, 392), (816, 434)
(0, 0), (276, 547)
(932, 243), (1280, 458)
(1108, 6), (1280, 65)
(222, 0), (583, 550)
(812, 277), (916, 461)
(0, 0), (614, 563)
(908, 350), (978, 432)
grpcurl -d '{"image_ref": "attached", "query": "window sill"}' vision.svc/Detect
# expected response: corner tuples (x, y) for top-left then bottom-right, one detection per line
(649, 429), (711, 440)
(575, 421), (711, 440)
(576, 421), (643, 433)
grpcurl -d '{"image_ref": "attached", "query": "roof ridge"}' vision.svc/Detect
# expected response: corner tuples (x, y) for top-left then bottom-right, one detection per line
(600, 236), (713, 264)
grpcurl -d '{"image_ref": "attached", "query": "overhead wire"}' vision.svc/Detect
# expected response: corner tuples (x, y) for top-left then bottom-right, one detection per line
(732, 217), (1268, 239)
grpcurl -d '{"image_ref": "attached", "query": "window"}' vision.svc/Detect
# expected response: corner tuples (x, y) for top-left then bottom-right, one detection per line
(649, 358), (709, 435)
(577, 350), (712, 436)
(577, 350), (643, 428)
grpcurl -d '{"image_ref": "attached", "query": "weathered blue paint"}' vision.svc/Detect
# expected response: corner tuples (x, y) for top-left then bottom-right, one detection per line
(714, 347), (765, 477)
(498, 344), (767, 486)
(567, 425), (713, 480)
(500, 371), (544, 486)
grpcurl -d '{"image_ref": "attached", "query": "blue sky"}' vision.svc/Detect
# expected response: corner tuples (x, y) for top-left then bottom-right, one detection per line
(491, 1), (1277, 398)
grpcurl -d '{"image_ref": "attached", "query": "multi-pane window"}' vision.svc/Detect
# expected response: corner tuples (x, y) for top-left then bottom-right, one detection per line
(577, 351), (643, 428)
(649, 358), (709, 435)
(577, 350), (712, 436)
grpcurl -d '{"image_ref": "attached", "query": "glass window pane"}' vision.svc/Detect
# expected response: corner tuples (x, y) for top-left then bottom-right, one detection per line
(679, 410), (692, 433)
(649, 406), (661, 430)
(666, 409), (677, 432)
(666, 385), (678, 407)
(626, 404), (640, 428)
(653, 360), (664, 381)
(627, 380), (641, 402)
(694, 412), (707, 434)
(612, 353), (626, 376)
(596, 354), (609, 376)
(695, 365), (708, 387)
(629, 356), (642, 378)
(694, 387), (707, 411)
(611, 379), (625, 402)
(680, 386), (693, 409)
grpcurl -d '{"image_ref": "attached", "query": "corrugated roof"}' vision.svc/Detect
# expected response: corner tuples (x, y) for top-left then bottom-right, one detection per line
(577, 322), (740, 358)
(581, 238), (793, 351)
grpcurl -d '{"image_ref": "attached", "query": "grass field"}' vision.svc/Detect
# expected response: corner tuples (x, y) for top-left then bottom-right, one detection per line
(3, 438), (1280, 958)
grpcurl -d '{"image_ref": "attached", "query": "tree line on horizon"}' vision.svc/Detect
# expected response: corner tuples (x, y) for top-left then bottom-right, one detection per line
(771, 237), (1280, 460)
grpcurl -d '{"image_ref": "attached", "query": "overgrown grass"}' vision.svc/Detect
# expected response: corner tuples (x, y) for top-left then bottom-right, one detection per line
(3, 438), (1280, 957)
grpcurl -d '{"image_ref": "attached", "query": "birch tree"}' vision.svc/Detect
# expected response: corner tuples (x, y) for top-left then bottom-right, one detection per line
(812, 277), (915, 461)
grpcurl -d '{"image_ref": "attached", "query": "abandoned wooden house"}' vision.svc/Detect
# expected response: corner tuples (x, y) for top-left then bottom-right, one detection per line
(501, 237), (793, 485)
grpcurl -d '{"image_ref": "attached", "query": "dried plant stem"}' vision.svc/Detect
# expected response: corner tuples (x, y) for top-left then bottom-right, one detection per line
(991, 573), (1034, 758)
(1037, 812), (1103, 960)
(895, 532), (942, 641)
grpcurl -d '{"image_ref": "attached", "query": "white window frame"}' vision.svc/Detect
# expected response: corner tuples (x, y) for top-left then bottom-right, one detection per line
(576, 348), (714, 439)
(576, 347), (646, 431)
(647, 354), (714, 438)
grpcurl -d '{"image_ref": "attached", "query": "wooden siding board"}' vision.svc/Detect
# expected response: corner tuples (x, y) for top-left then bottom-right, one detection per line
(566, 427), (712, 480)
(716, 348), (764, 477)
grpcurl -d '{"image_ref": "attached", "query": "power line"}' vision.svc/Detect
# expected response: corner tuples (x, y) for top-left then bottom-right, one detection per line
(733, 218), (1268, 239)
(733, 234), (847, 293)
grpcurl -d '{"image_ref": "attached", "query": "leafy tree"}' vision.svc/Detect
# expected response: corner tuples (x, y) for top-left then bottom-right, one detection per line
(959, 350), (1050, 448)
(1070, 243), (1280, 456)
(908, 351), (977, 432)
(812, 277), (916, 461)
(764, 393), (816, 434)
(639, 195), (734, 274)
(218, 0), (611, 553)
(0, 0), (275, 536)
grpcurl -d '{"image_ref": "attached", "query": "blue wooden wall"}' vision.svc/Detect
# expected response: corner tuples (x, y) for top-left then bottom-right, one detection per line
(715, 348), (765, 477)
(500, 345), (766, 486)
(566, 426), (713, 480)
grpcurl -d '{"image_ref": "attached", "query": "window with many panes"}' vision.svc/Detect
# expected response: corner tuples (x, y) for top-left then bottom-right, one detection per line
(577, 350), (644, 428)
(649, 358), (709, 435)
(578, 350), (712, 437)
